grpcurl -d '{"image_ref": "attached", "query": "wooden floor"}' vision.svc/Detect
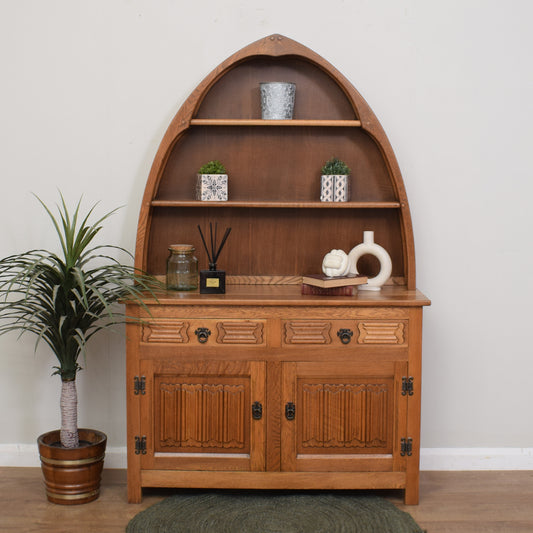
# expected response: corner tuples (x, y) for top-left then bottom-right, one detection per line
(1, 468), (532, 532)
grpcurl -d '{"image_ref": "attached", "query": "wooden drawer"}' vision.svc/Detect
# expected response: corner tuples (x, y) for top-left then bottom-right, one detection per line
(282, 319), (407, 346)
(141, 319), (265, 345)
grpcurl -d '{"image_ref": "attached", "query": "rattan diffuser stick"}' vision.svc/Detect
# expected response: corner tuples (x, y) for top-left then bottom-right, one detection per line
(197, 223), (231, 270)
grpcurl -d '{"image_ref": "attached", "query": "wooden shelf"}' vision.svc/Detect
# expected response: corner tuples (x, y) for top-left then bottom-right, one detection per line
(190, 119), (362, 127)
(143, 284), (431, 307)
(151, 200), (401, 209)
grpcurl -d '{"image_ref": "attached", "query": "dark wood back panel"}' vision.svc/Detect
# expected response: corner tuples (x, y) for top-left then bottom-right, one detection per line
(196, 57), (357, 120)
(156, 127), (396, 203)
(147, 207), (404, 278)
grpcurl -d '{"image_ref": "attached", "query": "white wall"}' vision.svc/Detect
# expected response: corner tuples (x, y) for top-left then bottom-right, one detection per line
(1, 0), (532, 467)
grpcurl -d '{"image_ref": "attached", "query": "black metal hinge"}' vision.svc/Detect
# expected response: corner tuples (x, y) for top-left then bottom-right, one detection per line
(135, 435), (147, 455)
(134, 376), (146, 395)
(400, 437), (413, 457)
(401, 376), (414, 396)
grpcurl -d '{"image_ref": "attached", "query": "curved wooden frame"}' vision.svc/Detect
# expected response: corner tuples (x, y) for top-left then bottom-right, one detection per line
(136, 34), (416, 289)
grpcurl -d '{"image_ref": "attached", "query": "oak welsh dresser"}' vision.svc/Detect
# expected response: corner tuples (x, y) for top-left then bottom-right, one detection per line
(126, 34), (430, 504)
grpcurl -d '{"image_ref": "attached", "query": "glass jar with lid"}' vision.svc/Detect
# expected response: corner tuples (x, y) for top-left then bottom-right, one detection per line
(166, 244), (198, 291)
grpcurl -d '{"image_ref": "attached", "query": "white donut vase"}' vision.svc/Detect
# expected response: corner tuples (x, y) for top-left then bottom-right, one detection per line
(348, 231), (392, 291)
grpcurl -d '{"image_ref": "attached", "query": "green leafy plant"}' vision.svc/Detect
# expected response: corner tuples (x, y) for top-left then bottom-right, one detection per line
(198, 160), (228, 174)
(321, 157), (351, 175)
(0, 194), (159, 448)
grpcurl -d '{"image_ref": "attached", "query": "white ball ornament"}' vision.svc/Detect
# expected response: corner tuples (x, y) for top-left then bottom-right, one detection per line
(321, 249), (350, 277)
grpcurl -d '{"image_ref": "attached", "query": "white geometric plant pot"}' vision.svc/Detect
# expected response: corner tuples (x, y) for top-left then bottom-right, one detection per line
(348, 231), (392, 291)
(333, 175), (350, 202)
(320, 175), (335, 201)
(320, 175), (350, 202)
(196, 174), (228, 201)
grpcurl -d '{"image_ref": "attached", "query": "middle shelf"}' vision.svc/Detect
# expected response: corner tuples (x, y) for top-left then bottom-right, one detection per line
(150, 200), (402, 209)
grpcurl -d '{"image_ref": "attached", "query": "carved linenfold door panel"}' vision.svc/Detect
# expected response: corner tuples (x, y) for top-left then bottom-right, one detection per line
(281, 360), (408, 473)
(140, 360), (266, 472)
(157, 378), (248, 452)
(299, 381), (392, 452)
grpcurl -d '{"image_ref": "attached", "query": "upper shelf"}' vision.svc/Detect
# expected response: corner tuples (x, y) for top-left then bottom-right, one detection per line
(190, 119), (362, 127)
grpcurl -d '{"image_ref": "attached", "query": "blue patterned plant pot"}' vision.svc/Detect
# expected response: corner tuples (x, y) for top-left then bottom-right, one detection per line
(196, 174), (228, 201)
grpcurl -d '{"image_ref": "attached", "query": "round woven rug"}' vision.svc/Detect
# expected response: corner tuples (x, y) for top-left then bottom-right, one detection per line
(126, 492), (424, 533)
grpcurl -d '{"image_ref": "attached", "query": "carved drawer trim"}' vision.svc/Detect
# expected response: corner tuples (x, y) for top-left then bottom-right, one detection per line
(357, 321), (407, 345)
(284, 321), (332, 344)
(216, 321), (264, 344)
(142, 320), (189, 343)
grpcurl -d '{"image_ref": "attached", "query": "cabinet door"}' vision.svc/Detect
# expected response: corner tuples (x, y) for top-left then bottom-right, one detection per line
(281, 360), (407, 473)
(140, 360), (266, 471)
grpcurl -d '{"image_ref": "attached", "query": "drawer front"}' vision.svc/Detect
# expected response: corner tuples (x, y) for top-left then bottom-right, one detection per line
(357, 320), (407, 345)
(282, 319), (407, 347)
(216, 321), (264, 344)
(142, 319), (190, 344)
(283, 320), (334, 344)
(142, 319), (265, 346)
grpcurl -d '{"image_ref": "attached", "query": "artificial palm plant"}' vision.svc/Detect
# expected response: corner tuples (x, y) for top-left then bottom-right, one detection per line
(0, 194), (157, 449)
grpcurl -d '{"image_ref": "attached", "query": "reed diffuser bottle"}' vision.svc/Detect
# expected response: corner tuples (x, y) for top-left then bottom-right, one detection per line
(197, 222), (231, 294)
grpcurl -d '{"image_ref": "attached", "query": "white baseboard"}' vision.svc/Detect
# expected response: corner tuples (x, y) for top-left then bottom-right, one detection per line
(1, 446), (532, 471)
(420, 447), (533, 470)
(0, 444), (127, 468)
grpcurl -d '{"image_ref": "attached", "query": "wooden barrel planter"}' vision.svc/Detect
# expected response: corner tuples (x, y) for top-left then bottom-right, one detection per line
(37, 428), (107, 505)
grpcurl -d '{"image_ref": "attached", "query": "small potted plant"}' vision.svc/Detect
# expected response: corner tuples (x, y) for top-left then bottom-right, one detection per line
(320, 156), (351, 202)
(196, 160), (228, 201)
(0, 194), (158, 504)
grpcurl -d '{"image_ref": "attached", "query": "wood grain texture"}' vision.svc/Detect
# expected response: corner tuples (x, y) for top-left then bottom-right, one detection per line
(141, 320), (189, 343)
(125, 308), (143, 503)
(357, 320), (407, 345)
(135, 33), (417, 288)
(127, 298), (427, 502)
(150, 201), (401, 209)
(405, 308), (424, 504)
(216, 321), (264, 344)
(156, 380), (248, 451)
(266, 360), (282, 471)
(283, 320), (332, 344)
(190, 119), (362, 127)
(132, 285), (431, 307)
(2, 469), (532, 533)
(128, 34), (430, 505)
(299, 382), (391, 449)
